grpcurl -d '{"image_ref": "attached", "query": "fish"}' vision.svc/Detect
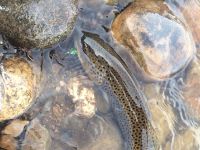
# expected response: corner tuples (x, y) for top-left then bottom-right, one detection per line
(77, 32), (158, 150)
(82, 31), (132, 75)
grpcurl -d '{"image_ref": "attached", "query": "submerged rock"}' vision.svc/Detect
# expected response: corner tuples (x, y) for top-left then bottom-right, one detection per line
(0, 135), (17, 150)
(170, 0), (200, 46)
(2, 120), (29, 137)
(111, 0), (195, 80)
(182, 60), (200, 120)
(144, 84), (176, 146)
(164, 127), (200, 150)
(104, 0), (118, 5)
(81, 119), (123, 150)
(22, 119), (51, 150)
(0, 57), (37, 121)
(66, 75), (96, 118)
(0, 0), (78, 48)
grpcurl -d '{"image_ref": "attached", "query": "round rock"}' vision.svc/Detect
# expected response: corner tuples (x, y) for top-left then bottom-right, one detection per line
(111, 0), (195, 80)
(0, 57), (37, 121)
(0, 0), (78, 48)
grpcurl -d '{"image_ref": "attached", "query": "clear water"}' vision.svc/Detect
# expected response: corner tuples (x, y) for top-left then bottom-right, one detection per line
(1, 0), (200, 150)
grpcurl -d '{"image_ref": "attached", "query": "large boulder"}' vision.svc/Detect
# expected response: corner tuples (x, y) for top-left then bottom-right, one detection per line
(111, 0), (195, 80)
(0, 0), (78, 48)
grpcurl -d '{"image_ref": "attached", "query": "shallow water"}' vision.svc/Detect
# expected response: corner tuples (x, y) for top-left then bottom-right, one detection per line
(1, 0), (200, 150)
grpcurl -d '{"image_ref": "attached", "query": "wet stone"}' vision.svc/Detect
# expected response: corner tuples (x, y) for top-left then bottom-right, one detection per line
(170, 0), (200, 47)
(39, 94), (74, 134)
(164, 127), (200, 150)
(0, 0), (78, 48)
(81, 118), (123, 150)
(22, 119), (51, 150)
(182, 59), (200, 120)
(111, 0), (195, 80)
(59, 115), (123, 149)
(0, 57), (37, 121)
(0, 135), (17, 150)
(66, 75), (96, 118)
(144, 83), (176, 146)
(2, 120), (29, 137)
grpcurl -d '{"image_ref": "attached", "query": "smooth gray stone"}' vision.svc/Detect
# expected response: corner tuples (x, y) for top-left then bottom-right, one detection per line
(0, 0), (78, 48)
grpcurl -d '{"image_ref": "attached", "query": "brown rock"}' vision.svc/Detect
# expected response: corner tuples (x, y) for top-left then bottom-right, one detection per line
(0, 57), (37, 121)
(174, 0), (200, 46)
(0, 135), (17, 150)
(22, 119), (51, 150)
(111, 0), (195, 80)
(2, 120), (29, 137)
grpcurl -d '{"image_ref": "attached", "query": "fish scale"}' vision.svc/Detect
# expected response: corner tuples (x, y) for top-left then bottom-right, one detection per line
(79, 33), (158, 150)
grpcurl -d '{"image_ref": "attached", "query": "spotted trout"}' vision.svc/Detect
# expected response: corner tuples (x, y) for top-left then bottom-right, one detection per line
(77, 32), (158, 150)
